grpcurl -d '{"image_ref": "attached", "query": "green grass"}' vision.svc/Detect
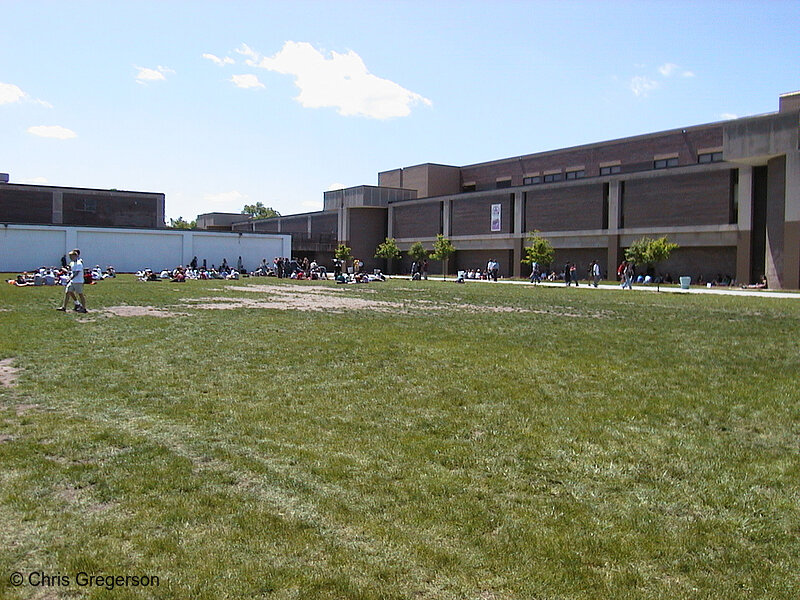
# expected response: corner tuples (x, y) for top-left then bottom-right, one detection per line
(1, 276), (798, 599)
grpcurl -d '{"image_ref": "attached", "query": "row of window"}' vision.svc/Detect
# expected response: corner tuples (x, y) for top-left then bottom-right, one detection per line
(472, 151), (724, 191)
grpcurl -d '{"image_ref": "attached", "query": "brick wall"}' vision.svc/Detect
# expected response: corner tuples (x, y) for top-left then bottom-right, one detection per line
(392, 202), (440, 238)
(622, 170), (732, 228)
(526, 184), (605, 232)
(0, 189), (53, 223)
(451, 194), (513, 235)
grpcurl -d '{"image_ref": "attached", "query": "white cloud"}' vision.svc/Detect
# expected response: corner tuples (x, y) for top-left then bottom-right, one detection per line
(326, 182), (347, 191)
(241, 41), (432, 119)
(630, 76), (659, 97)
(230, 74), (264, 89)
(235, 43), (261, 66)
(659, 63), (695, 78)
(135, 65), (174, 84)
(720, 113), (739, 120)
(18, 176), (49, 184)
(658, 63), (679, 77)
(0, 82), (52, 107)
(203, 53), (235, 66)
(204, 190), (247, 205)
(0, 82), (27, 105)
(27, 125), (77, 140)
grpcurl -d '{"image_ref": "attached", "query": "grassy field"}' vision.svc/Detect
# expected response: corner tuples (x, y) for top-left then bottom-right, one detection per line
(0, 275), (798, 599)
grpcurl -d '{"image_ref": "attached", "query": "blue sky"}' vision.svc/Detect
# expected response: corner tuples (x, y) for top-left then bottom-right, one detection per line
(1, 0), (798, 222)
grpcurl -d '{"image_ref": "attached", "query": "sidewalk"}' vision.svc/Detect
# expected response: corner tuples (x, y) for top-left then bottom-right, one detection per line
(396, 276), (800, 300)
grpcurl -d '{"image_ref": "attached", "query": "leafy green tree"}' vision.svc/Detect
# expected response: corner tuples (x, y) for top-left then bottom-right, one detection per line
(625, 236), (678, 271)
(374, 237), (401, 274)
(334, 244), (353, 264)
(625, 236), (679, 289)
(521, 231), (555, 270)
(242, 202), (281, 219)
(430, 234), (456, 279)
(407, 241), (428, 263)
(374, 237), (401, 260)
(169, 216), (196, 229)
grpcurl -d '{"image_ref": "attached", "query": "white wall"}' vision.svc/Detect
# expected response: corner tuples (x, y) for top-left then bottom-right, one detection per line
(0, 224), (291, 273)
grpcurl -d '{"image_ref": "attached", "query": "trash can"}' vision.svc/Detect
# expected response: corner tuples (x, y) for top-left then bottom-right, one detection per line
(679, 276), (691, 290)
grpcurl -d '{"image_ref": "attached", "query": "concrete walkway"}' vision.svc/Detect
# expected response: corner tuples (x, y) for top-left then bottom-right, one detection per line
(400, 276), (800, 300)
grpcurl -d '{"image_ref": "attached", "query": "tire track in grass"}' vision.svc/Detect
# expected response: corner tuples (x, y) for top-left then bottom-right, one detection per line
(90, 404), (487, 597)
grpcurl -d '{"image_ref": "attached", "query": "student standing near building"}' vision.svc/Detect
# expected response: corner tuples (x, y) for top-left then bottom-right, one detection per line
(592, 260), (602, 287)
(56, 248), (87, 313)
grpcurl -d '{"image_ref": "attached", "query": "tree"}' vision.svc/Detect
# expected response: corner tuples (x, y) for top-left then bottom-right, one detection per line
(625, 236), (678, 271)
(242, 202), (281, 219)
(169, 216), (196, 229)
(429, 234), (456, 279)
(334, 244), (353, 264)
(521, 231), (555, 271)
(625, 236), (679, 289)
(407, 241), (428, 264)
(374, 237), (401, 260)
(374, 237), (401, 274)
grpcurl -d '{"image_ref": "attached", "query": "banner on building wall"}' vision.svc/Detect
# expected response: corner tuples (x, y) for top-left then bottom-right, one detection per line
(490, 203), (502, 232)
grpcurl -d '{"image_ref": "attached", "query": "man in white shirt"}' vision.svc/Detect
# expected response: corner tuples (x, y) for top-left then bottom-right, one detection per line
(57, 248), (88, 313)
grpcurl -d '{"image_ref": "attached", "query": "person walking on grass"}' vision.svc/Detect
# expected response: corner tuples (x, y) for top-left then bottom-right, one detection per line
(622, 261), (634, 290)
(592, 260), (602, 287)
(57, 248), (87, 313)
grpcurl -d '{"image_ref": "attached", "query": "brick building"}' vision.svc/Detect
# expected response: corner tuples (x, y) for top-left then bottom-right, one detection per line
(223, 91), (800, 288)
(0, 180), (165, 229)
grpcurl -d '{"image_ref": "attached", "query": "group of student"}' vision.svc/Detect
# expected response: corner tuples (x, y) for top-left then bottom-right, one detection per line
(252, 257), (329, 280)
(8, 264), (115, 287)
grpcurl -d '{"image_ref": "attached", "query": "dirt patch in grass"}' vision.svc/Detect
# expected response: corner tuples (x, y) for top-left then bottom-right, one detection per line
(16, 403), (39, 415)
(179, 283), (613, 318)
(103, 305), (188, 318)
(0, 358), (20, 388)
(186, 284), (402, 313)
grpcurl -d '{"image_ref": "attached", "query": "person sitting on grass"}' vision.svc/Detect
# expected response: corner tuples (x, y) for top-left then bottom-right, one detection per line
(170, 266), (187, 282)
(8, 272), (34, 286)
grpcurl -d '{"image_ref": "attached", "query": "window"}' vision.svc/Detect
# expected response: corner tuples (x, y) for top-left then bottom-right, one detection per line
(565, 169), (585, 180)
(654, 157), (678, 169)
(496, 178), (512, 189)
(698, 151), (723, 164)
(462, 183), (476, 193)
(76, 198), (97, 212)
(543, 173), (563, 183)
(523, 176), (541, 185)
(600, 165), (621, 175)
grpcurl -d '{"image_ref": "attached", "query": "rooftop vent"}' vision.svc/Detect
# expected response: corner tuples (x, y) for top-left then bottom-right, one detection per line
(0, 173), (9, 183)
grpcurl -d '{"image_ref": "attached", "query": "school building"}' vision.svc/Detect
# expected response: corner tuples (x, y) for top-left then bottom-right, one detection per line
(217, 91), (800, 289)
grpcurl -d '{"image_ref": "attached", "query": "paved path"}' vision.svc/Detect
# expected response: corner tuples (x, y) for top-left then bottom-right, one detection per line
(396, 276), (800, 300)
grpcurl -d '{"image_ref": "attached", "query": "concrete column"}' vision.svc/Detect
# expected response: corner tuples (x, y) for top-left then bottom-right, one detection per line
(387, 205), (394, 238)
(607, 181), (621, 276)
(442, 200), (451, 236)
(52, 191), (63, 224)
(735, 166), (753, 285)
(514, 191), (524, 234)
(783, 151), (800, 289)
(155, 196), (165, 227)
(765, 156), (786, 288)
(337, 207), (349, 244)
(513, 191), (524, 278)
